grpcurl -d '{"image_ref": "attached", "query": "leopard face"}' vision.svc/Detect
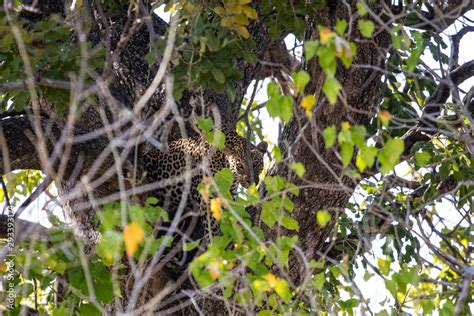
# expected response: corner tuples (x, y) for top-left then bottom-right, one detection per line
(227, 141), (267, 188)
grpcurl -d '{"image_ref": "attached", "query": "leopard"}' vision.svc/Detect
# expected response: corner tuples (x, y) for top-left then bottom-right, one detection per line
(141, 131), (267, 273)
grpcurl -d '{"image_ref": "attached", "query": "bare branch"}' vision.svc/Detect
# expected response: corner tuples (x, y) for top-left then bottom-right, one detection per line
(0, 115), (114, 179)
(400, 1), (474, 32)
(0, 77), (95, 93)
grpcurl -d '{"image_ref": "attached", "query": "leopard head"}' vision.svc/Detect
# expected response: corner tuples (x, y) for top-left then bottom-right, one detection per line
(226, 137), (267, 188)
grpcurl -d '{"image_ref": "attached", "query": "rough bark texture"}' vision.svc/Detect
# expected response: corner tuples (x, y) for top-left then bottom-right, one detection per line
(257, 1), (391, 285)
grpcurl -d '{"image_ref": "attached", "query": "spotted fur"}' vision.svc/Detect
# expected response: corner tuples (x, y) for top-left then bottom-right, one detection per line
(142, 132), (267, 272)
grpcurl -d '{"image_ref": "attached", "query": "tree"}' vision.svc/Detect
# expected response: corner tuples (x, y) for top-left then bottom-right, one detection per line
(0, 0), (473, 314)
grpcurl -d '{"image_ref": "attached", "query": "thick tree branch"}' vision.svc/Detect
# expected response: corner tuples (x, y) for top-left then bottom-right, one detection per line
(450, 25), (474, 69)
(0, 115), (113, 178)
(0, 215), (50, 242)
(423, 60), (474, 115)
(400, 1), (474, 32)
(404, 60), (474, 153)
(0, 77), (95, 93)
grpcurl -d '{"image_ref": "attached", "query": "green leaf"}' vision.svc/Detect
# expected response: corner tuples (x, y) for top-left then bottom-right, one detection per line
(290, 162), (305, 177)
(52, 308), (70, 316)
(198, 117), (214, 134)
(356, 145), (378, 172)
(406, 32), (425, 71)
(265, 175), (286, 194)
(304, 40), (319, 60)
(211, 67), (226, 84)
(183, 239), (201, 251)
(350, 125), (366, 147)
(286, 183), (300, 197)
(378, 138), (405, 174)
(358, 20), (375, 37)
(97, 230), (123, 265)
(356, 1), (368, 16)
(279, 96), (294, 123)
(316, 210), (331, 227)
(267, 81), (280, 98)
(377, 258), (391, 276)
(440, 301), (454, 316)
(282, 196), (294, 212)
(340, 42), (357, 68)
(415, 151), (431, 167)
(385, 278), (397, 298)
(262, 201), (278, 228)
(324, 125), (337, 148)
(340, 142), (354, 167)
(340, 298), (359, 310)
(292, 70), (311, 95)
(280, 215), (299, 230)
(214, 168), (234, 192)
(336, 19), (347, 35)
(322, 77), (341, 104)
(145, 51), (156, 65)
(78, 304), (100, 316)
(128, 204), (146, 228)
(313, 272), (325, 291)
(212, 130), (226, 150)
(266, 94), (293, 123)
(146, 197), (159, 205)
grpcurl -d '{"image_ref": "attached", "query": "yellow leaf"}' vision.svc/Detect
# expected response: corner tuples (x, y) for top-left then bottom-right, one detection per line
(379, 110), (391, 126)
(341, 121), (351, 132)
(165, 2), (178, 13)
(199, 187), (210, 201)
(221, 17), (233, 29)
(123, 223), (145, 256)
(335, 38), (353, 58)
(301, 95), (316, 117)
(199, 36), (208, 55)
(320, 27), (335, 44)
(0, 262), (7, 273)
(210, 198), (224, 221)
(227, 3), (242, 15)
(214, 6), (225, 15)
(264, 273), (278, 288)
(233, 14), (249, 26)
(242, 5), (258, 19)
(316, 210), (331, 227)
(184, 2), (195, 12)
(235, 25), (250, 39)
(239, 0), (252, 4)
(202, 176), (212, 185)
(208, 260), (220, 280)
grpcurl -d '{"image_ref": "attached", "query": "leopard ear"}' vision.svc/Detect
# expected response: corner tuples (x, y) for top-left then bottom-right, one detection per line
(256, 141), (268, 153)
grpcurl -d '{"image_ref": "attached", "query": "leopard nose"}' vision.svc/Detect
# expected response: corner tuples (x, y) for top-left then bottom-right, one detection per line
(241, 175), (250, 187)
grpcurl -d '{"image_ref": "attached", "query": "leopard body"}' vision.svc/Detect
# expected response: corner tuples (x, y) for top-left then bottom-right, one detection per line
(141, 132), (267, 272)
